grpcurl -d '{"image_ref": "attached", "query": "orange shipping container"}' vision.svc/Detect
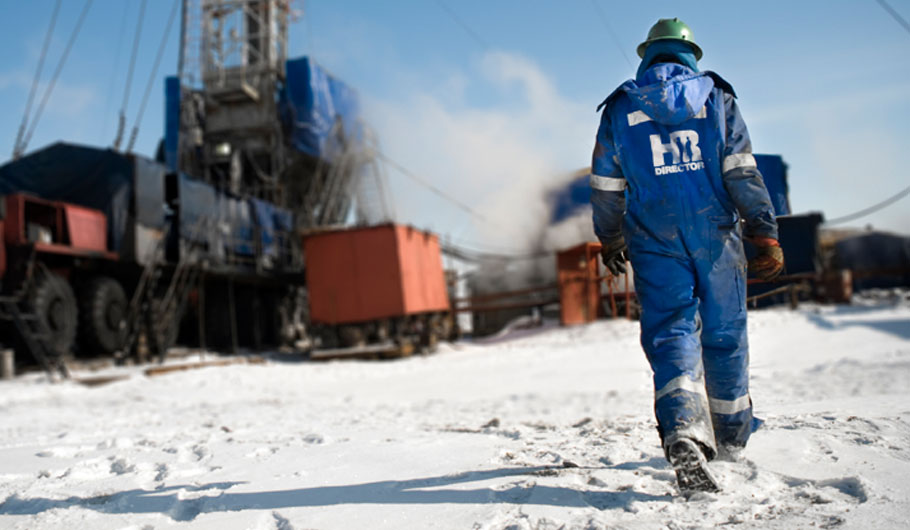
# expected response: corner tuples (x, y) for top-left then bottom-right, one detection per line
(304, 224), (450, 325)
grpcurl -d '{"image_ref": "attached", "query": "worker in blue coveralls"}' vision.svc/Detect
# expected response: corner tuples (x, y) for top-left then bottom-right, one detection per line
(590, 18), (785, 493)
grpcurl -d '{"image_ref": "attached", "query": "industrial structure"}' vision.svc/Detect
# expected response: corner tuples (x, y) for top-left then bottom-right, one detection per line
(2, 1), (906, 377)
(0, 0), (444, 377)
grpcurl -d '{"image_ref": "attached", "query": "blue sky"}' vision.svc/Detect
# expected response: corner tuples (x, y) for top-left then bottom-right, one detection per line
(1, 0), (909, 250)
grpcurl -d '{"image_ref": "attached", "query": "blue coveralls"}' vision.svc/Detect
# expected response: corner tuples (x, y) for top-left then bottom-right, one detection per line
(590, 62), (778, 458)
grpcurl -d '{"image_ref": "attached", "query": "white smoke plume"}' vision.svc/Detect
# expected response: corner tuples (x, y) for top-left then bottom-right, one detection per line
(365, 50), (600, 258)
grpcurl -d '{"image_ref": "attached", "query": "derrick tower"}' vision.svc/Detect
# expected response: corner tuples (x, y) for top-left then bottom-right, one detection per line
(177, 0), (289, 203)
(173, 0), (388, 228)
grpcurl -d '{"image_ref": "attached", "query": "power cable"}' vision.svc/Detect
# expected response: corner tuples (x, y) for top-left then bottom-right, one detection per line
(875, 0), (910, 36)
(101, 0), (132, 143)
(376, 151), (558, 261)
(12, 0), (61, 159)
(126, 0), (180, 153)
(589, 0), (635, 71)
(835, 1), (910, 226)
(19, 0), (93, 157)
(304, 0), (317, 57)
(436, 1), (490, 50)
(113, 0), (147, 150)
(375, 150), (495, 225)
(824, 182), (910, 225)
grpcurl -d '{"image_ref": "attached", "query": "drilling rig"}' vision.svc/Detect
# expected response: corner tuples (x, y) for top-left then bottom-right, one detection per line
(169, 0), (385, 226)
(1, 0), (427, 374)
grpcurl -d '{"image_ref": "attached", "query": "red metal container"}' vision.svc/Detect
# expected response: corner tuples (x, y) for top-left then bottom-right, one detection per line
(304, 224), (450, 325)
(3, 194), (110, 255)
(557, 242), (603, 326)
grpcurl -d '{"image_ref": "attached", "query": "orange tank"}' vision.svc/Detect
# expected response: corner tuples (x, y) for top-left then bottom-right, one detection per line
(304, 224), (450, 325)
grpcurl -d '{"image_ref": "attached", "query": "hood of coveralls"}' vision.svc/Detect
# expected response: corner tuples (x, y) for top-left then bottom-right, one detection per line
(626, 45), (714, 127)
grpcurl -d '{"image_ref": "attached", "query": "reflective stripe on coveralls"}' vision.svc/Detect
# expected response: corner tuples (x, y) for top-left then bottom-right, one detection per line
(590, 173), (627, 191)
(627, 106), (706, 127)
(655, 374), (752, 415)
(723, 153), (757, 173)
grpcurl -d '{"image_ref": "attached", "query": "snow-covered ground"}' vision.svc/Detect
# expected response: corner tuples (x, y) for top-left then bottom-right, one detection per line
(2, 297), (910, 529)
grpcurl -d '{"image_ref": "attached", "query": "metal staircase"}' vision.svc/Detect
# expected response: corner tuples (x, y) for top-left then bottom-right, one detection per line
(0, 263), (70, 379)
(122, 229), (169, 362)
(123, 218), (208, 362)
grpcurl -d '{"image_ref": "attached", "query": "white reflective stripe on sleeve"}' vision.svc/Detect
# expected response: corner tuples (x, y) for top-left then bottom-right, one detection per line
(655, 374), (707, 402)
(695, 106), (707, 119)
(590, 173), (626, 191)
(627, 110), (651, 126)
(723, 153), (757, 173)
(709, 394), (751, 415)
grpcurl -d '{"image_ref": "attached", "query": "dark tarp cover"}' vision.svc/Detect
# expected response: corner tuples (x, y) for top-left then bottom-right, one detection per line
(164, 76), (181, 172)
(133, 156), (167, 230)
(836, 232), (910, 290)
(0, 142), (133, 251)
(280, 56), (363, 162)
(776, 213), (824, 274)
(745, 212), (824, 306)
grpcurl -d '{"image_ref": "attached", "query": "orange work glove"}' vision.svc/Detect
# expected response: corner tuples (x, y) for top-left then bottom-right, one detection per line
(748, 237), (784, 280)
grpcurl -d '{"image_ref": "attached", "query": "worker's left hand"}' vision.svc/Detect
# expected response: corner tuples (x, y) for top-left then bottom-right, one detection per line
(748, 237), (784, 280)
(601, 237), (628, 277)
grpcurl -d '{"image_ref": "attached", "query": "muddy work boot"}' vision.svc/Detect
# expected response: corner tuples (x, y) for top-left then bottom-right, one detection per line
(667, 438), (720, 494)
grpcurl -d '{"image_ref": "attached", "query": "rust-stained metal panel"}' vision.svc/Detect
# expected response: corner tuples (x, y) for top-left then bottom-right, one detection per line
(0, 219), (5, 280)
(557, 242), (602, 326)
(304, 224), (450, 325)
(62, 204), (107, 252)
(3, 194), (117, 260)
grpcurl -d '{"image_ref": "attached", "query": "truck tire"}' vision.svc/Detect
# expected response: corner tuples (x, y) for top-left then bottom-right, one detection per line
(78, 277), (127, 356)
(30, 272), (78, 357)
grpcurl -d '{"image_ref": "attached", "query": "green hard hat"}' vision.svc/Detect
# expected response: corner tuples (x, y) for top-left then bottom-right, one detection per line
(636, 18), (703, 61)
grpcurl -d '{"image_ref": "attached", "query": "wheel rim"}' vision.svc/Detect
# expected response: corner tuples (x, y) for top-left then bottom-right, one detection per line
(106, 301), (124, 330)
(47, 298), (65, 332)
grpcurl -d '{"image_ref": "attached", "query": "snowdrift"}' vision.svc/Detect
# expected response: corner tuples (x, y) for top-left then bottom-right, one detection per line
(1, 295), (909, 529)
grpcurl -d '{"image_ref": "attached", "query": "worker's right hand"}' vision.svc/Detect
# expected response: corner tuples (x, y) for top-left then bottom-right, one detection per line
(748, 237), (784, 280)
(601, 237), (628, 277)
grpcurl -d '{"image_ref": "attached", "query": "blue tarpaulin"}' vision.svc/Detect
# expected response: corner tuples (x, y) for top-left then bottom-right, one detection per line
(281, 57), (363, 161)
(179, 175), (294, 262)
(251, 198), (293, 264)
(177, 174), (255, 257)
(754, 154), (790, 216)
(550, 175), (591, 224)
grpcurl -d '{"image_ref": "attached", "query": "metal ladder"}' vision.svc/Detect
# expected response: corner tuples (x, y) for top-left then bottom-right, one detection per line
(122, 218), (208, 362)
(122, 230), (169, 362)
(0, 264), (70, 379)
(150, 243), (203, 358)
